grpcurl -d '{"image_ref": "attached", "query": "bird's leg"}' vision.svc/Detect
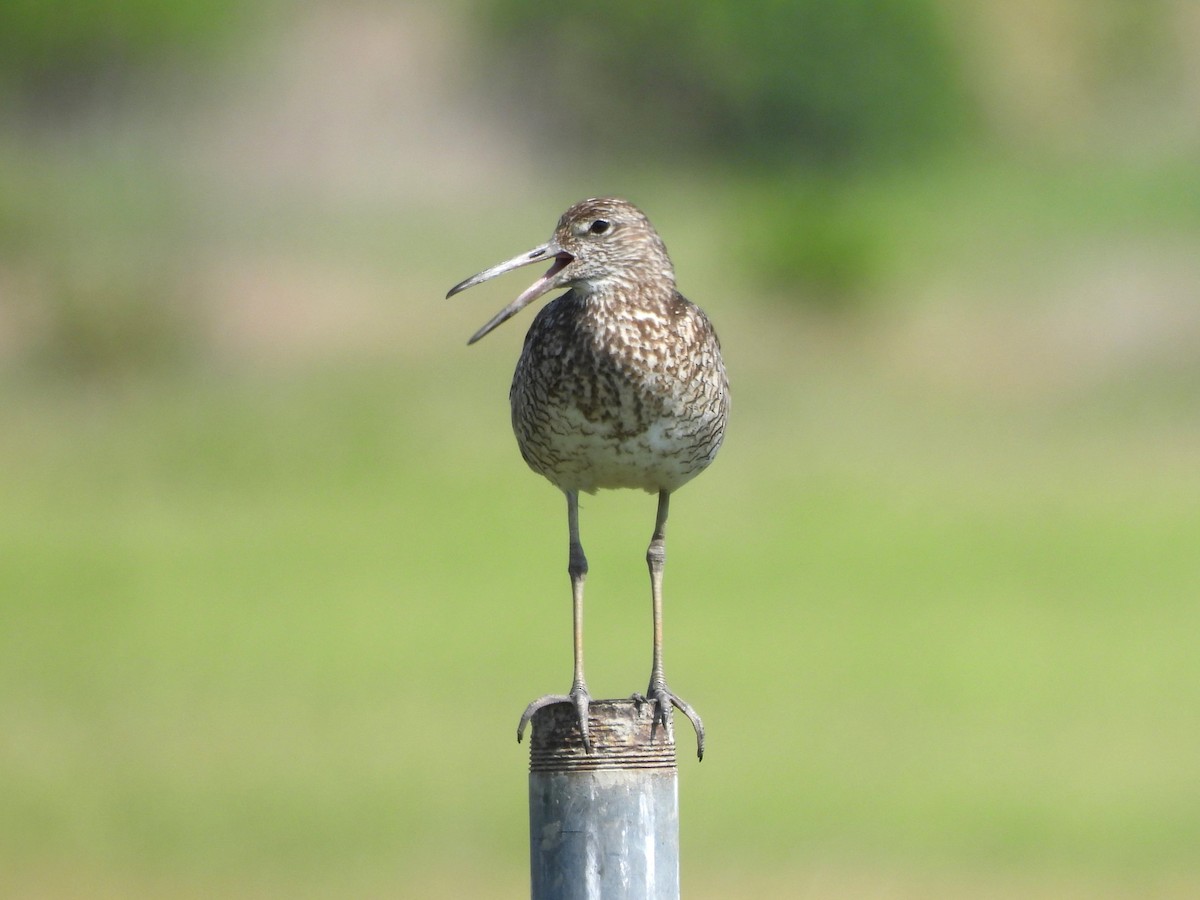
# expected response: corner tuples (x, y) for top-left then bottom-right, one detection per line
(633, 490), (706, 760)
(517, 490), (593, 751)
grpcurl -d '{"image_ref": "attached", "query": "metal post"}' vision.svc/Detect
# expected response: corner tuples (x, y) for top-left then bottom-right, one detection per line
(528, 699), (679, 900)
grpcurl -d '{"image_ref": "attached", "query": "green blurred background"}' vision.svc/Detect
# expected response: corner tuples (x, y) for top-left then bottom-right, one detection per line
(3, 1), (1199, 897)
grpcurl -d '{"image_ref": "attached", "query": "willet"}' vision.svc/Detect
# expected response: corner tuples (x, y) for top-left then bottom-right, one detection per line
(447, 197), (729, 759)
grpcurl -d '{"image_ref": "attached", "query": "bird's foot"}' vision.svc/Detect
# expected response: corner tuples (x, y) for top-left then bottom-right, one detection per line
(633, 679), (706, 761)
(516, 680), (592, 752)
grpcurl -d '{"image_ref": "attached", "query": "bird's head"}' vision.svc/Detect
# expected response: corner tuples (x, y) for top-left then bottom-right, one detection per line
(447, 197), (675, 345)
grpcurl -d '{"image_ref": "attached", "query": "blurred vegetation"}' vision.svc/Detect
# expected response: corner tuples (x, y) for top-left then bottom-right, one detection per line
(737, 177), (887, 309)
(28, 267), (200, 379)
(0, 143), (202, 379)
(0, 0), (247, 378)
(479, 0), (971, 168)
(0, 0), (247, 117)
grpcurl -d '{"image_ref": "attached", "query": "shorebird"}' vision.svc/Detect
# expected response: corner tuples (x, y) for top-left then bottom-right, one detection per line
(446, 197), (728, 760)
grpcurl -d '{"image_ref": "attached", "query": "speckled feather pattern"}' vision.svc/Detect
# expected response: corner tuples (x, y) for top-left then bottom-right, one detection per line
(509, 200), (729, 494)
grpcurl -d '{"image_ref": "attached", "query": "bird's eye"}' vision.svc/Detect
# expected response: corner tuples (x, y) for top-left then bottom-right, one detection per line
(588, 219), (610, 235)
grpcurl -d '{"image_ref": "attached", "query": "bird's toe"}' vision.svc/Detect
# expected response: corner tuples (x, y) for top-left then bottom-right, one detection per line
(516, 682), (593, 753)
(637, 681), (706, 761)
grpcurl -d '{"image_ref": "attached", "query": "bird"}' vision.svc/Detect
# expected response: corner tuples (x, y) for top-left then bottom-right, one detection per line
(446, 197), (728, 760)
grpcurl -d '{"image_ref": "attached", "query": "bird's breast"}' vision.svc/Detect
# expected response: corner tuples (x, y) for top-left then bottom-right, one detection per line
(508, 291), (728, 493)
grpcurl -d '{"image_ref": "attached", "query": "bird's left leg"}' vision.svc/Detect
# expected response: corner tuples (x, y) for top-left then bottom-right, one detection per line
(634, 489), (706, 760)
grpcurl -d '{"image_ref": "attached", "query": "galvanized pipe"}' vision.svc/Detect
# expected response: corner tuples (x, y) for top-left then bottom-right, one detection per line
(528, 699), (680, 900)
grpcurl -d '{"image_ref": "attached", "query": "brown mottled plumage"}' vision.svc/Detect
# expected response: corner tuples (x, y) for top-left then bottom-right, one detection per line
(447, 198), (728, 760)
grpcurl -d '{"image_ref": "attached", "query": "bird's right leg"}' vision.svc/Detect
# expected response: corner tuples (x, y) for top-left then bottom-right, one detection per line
(517, 490), (593, 751)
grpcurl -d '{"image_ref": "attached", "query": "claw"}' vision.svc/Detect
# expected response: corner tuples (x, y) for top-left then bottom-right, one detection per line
(516, 682), (592, 752)
(636, 681), (706, 761)
(572, 688), (591, 751)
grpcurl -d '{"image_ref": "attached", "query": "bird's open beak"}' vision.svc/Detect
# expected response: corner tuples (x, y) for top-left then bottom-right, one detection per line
(447, 243), (574, 344)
